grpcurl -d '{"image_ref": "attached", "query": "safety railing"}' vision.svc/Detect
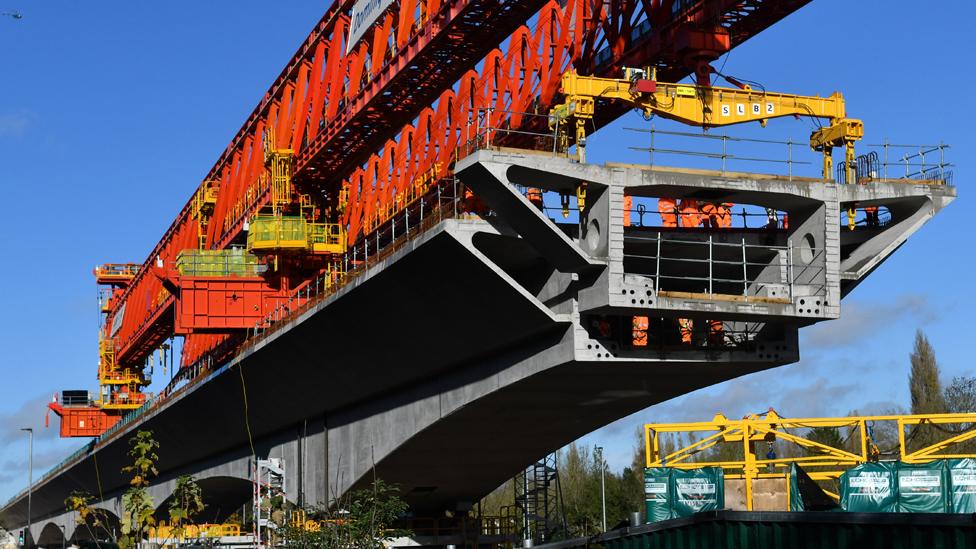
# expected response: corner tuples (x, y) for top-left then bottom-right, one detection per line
(458, 108), (565, 159)
(99, 389), (149, 410)
(246, 215), (309, 251)
(94, 263), (141, 279)
(149, 523), (242, 540)
(626, 202), (789, 230)
(625, 127), (953, 184)
(404, 516), (518, 540)
(623, 232), (827, 302)
(867, 141), (953, 182)
(59, 391), (92, 407)
(175, 248), (264, 277)
(628, 126), (815, 180)
(307, 222), (345, 250)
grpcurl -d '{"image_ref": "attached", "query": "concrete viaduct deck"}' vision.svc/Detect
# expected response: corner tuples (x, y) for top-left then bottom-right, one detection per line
(1, 149), (954, 546)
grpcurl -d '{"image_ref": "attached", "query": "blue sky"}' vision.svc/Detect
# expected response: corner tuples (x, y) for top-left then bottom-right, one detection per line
(0, 0), (972, 499)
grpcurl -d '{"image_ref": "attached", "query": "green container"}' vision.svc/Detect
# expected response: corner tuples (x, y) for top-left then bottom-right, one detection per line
(644, 467), (673, 523)
(671, 467), (724, 517)
(896, 461), (948, 513)
(948, 458), (976, 513)
(839, 461), (897, 512)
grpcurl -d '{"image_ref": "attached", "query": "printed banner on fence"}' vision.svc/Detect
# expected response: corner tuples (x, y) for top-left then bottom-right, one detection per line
(644, 467), (673, 522)
(896, 461), (948, 513)
(671, 467), (725, 517)
(840, 461), (897, 512)
(949, 458), (976, 513)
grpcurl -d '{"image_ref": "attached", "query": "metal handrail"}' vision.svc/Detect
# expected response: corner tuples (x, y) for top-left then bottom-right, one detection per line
(623, 126), (952, 183)
(624, 232), (827, 300)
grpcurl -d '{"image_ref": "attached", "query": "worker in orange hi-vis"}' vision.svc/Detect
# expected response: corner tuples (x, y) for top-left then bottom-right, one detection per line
(658, 197), (678, 227)
(678, 317), (693, 345)
(623, 195), (633, 227)
(701, 202), (734, 228)
(632, 315), (649, 347)
(708, 319), (724, 346)
(864, 205), (880, 227)
(700, 202), (716, 228)
(716, 202), (733, 228)
(526, 187), (544, 210)
(678, 198), (702, 228)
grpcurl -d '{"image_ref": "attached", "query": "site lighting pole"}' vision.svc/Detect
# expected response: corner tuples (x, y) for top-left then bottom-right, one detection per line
(595, 446), (606, 532)
(20, 428), (32, 548)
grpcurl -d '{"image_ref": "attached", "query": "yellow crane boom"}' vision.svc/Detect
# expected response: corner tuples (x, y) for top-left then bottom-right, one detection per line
(551, 68), (863, 182)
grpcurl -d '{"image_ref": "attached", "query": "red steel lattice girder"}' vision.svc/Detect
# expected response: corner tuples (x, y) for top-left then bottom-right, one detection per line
(105, 0), (811, 372)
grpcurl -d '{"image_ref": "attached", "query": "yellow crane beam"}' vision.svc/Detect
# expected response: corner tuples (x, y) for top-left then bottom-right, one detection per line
(550, 68), (864, 182)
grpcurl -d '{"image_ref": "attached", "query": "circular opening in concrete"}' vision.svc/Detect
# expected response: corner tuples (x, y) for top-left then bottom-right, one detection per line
(800, 232), (816, 264)
(586, 218), (601, 251)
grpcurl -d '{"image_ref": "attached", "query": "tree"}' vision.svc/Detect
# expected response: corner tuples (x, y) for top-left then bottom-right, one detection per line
(278, 479), (409, 549)
(478, 477), (518, 537)
(909, 330), (947, 450)
(119, 430), (160, 549)
(943, 376), (976, 454)
(65, 490), (113, 546)
(479, 478), (516, 517)
(805, 427), (845, 454)
(909, 330), (946, 415)
(344, 478), (410, 546)
(558, 443), (600, 537)
(168, 475), (205, 541)
(944, 376), (976, 415)
(617, 428), (646, 521)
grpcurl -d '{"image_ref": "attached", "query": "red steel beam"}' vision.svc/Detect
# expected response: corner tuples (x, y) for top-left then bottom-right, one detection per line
(105, 0), (812, 373)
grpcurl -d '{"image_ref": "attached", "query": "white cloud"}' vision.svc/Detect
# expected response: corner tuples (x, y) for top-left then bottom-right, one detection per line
(0, 394), (87, 500)
(0, 111), (35, 138)
(0, 447), (69, 485)
(584, 353), (885, 473)
(804, 293), (938, 349)
(0, 393), (60, 445)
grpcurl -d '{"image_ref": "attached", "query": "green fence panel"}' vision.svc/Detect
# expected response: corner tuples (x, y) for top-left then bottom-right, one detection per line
(896, 460), (949, 513)
(840, 461), (897, 512)
(789, 463), (840, 512)
(644, 467), (673, 523)
(948, 458), (976, 513)
(558, 511), (976, 549)
(789, 463), (804, 512)
(671, 467), (724, 517)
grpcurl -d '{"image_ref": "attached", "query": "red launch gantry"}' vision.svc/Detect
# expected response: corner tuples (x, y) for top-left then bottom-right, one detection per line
(49, 0), (812, 437)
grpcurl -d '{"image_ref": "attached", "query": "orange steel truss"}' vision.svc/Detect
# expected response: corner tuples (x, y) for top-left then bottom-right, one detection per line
(73, 0), (810, 437)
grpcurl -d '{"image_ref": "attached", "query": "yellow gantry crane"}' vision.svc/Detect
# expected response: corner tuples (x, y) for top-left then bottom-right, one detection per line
(550, 68), (864, 183)
(645, 409), (976, 510)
